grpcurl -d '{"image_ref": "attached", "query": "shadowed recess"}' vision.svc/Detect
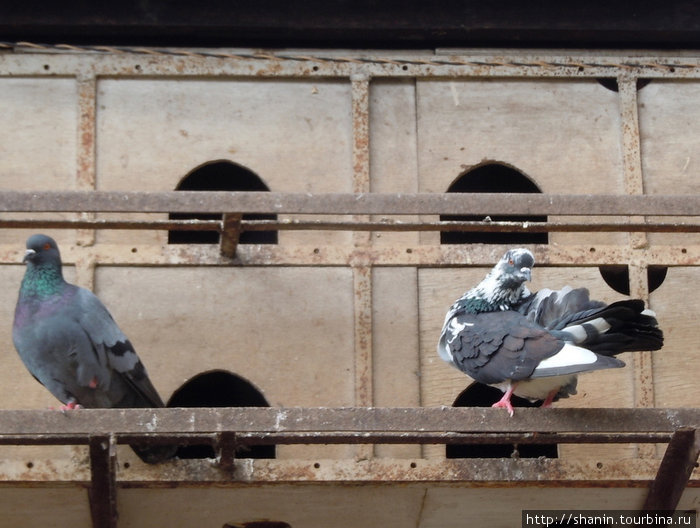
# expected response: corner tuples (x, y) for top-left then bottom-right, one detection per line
(599, 265), (668, 295)
(440, 162), (548, 245)
(168, 160), (278, 245)
(167, 370), (275, 459)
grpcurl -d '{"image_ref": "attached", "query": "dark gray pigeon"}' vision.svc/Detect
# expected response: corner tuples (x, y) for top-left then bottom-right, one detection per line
(438, 248), (663, 416)
(13, 234), (176, 463)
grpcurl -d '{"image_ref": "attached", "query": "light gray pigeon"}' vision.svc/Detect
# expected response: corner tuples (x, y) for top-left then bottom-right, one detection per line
(438, 248), (663, 416)
(13, 234), (176, 463)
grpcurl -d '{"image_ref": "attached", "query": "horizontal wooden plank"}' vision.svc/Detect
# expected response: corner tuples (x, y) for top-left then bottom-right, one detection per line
(0, 191), (697, 216)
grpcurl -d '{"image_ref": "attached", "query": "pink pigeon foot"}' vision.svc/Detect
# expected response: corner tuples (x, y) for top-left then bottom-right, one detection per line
(58, 400), (83, 411)
(541, 388), (559, 408)
(492, 385), (516, 417)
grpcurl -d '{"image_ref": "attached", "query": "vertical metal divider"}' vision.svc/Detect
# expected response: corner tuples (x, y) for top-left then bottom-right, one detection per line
(351, 74), (374, 460)
(618, 75), (656, 460)
(76, 72), (98, 248)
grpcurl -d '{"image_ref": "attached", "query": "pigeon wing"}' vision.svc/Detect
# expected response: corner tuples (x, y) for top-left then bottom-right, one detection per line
(444, 310), (565, 385)
(74, 287), (165, 407)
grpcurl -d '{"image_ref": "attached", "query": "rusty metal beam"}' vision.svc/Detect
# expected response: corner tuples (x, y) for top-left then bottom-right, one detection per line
(0, 430), (677, 447)
(1, 218), (699, 233)
(3, 49), (700, 80)
(209, 431), (677, 445)
(0, 191), (698, 216)
(0, 218), (223, 231)
(0, 408), (696, 438)
(643, 428), (700, 511)
(88, 435), (117, 528)
(0, 242), (697, 268)
(349, 75), (375, 459)
(0, 456), (692, 487)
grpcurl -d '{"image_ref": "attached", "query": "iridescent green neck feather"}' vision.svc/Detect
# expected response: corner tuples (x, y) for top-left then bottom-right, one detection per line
(20, 262), (65, 299)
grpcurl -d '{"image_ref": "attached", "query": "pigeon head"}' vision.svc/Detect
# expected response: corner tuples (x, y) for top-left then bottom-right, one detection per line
(19, 234), (66, 298)
(451, 248), (535, 313)
(494, 248), (534, 287)
(23, 234), (62, 268)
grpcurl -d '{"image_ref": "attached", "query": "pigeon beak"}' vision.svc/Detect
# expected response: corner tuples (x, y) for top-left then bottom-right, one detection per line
(22, 249), (36, 263)
(520, 267), (532, 282)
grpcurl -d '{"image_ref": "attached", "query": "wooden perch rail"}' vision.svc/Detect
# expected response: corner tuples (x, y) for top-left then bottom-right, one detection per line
(0, 407), (697, 528)
(0, 407), (697, 439)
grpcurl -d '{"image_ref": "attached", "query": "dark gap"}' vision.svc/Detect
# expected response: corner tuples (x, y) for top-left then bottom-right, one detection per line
(167, 370), (275, 459)
(596, 78), (652, 92)
(599, 265), (668, 295)
(168, 160), (278, 245)
(440, 163), (548, 245)
(446, 383), (558, 459)
(648, 265), (668, 293)
(599, 265), (630, 295)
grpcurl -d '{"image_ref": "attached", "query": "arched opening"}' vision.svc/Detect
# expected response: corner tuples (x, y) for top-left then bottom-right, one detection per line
(446, 383), (558, 459)
(167, 370), (275, 459)
(168, 160), (278, 245)
(598, 265), (668, 295)
(440, 162), (548, 245)
(596, 78), (652, 92)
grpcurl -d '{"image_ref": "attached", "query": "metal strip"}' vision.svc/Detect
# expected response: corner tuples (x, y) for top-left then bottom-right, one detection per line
(352, 266), (373, 408)
(88, 435), (117, 528)
(0, 431), (677, 446)
(351, 75), (375, 461)
(629, 259), (656, 459)
(0, 457), (686, 487)
(643, 428), (700, 511)
(200, 431), (677, 445)
(3, 49), (700, 79)
(0, 191), (697, 215)
(618, 75), (648, 250)
(75, 73), (97, 247)
(1, 218), (699, 233)
(0, 243), (698, 268)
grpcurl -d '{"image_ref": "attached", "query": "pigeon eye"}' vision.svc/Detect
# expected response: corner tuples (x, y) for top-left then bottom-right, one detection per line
(508, 259), (514, 266)
(43, 243), (51, 250)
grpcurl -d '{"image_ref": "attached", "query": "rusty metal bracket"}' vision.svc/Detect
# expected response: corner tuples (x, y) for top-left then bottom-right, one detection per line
(217, 431), (239, 473)
(643, 428), (700, 511)
(88, 434), (118, 528)
(220, 213), (243, 258)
